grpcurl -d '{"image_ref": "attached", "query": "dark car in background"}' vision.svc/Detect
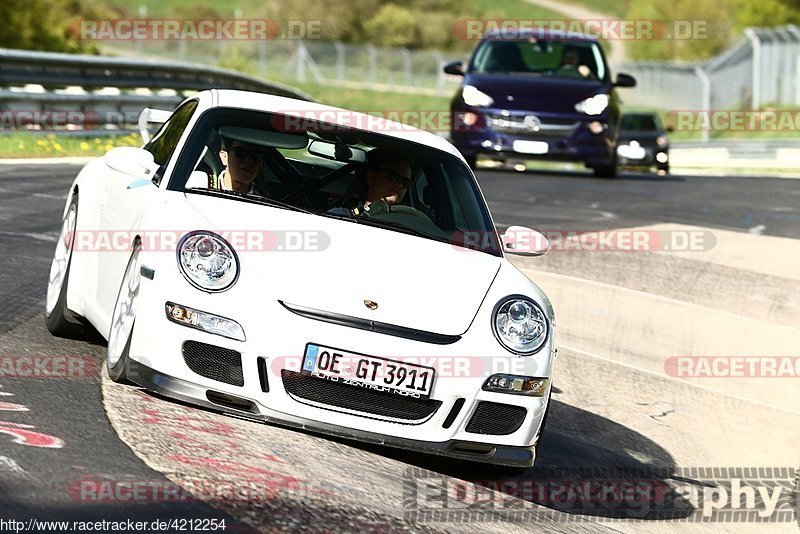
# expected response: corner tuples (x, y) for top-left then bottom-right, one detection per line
(445, 30), (636, 177)
(617, 112), (672, 174)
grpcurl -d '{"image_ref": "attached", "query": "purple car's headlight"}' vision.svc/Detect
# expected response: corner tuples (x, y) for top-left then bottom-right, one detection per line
(177, 232), (239, 292)
(492, 296), (549, 355)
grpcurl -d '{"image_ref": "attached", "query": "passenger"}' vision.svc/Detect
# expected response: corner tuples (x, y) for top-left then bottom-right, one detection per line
(214, 137), (265, 194)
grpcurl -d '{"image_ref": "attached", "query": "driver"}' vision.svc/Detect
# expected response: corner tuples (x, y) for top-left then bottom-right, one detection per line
(330, 150), (414, 216)
(556, 45), (592, 78)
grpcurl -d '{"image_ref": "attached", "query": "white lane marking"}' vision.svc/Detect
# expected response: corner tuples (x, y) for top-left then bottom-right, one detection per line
(560, 344), (800, 417)
(0, 455), (25, 473)
(0, 231), (57, 243)
(749, 225), (766, 234)
(33, 193), (68, 200)
(524, 268), (800, 331)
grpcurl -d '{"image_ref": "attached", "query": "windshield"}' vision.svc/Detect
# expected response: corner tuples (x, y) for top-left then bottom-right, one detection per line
(168, 107), (501, 255)
(621, 114), (660, 131)
(470, 39), (607, 81)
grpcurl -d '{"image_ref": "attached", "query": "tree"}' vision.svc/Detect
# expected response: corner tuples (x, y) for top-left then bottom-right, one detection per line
(0, 0), (98, 52)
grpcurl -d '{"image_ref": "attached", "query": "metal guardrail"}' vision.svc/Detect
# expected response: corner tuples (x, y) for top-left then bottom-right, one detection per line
(0, 48), (314, 128)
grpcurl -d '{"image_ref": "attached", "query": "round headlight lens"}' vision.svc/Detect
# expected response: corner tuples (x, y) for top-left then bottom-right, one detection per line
(492, 296), (549, 355)
(177, 232), (239, 292)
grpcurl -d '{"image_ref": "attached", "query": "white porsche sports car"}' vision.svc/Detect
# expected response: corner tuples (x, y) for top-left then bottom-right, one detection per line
(45, 89), (556, 467)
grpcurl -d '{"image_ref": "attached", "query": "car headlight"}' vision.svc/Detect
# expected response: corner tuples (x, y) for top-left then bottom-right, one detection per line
(656, 135), (668, 148)
(575, 94), (609, 116)
(492, 296), (549, 355)
(177, 232), (239, 292)
(462, 85), (494, 107)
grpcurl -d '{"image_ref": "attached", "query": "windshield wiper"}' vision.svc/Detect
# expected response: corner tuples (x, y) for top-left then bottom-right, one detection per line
(186, 188), (313, 214)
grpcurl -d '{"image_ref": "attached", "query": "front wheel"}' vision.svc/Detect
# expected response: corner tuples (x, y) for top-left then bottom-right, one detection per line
(45, 192), (86, 337)
(107, 244), (142, 383)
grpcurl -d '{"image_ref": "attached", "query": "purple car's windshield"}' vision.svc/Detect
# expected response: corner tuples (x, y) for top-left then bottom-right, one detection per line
(471, 39), (607, 81)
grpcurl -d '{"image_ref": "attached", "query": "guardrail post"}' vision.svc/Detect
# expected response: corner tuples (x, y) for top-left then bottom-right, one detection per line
(367, 45), (377, 83)
(137, 5), (147, 56)
(433, 52), (445, 92)
(258, 40), (267, 78)
(296, 42), (307, 84)
(694, 66), (711, 143)
(745, 28), (761, 110)
(401, 48), (412, 86)
(335, 42), (345, 82)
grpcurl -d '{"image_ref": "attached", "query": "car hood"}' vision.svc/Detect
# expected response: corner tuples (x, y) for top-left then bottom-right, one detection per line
(183, 194), (502, 335)
(464, 74), (607, 114)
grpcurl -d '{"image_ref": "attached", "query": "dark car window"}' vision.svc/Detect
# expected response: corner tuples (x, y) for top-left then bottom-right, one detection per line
(621, 114), (660, 131)
(144, 100), (198, 166)
(470, 39), (606, 81)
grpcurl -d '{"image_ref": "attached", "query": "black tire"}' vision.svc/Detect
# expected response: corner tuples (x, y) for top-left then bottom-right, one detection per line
(107, 245), (141, 384)
(45, 192), (86, 338)
(593, 153), (618, 178)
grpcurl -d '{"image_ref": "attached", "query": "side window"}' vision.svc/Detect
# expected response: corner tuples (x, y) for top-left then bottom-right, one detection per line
(144, 100), (199, 166)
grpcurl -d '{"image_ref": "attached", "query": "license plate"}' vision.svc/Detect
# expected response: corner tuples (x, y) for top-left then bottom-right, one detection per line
(618, 144), (646, 160)
(513, 140), (549, 154)
(301, 343), (435, 398)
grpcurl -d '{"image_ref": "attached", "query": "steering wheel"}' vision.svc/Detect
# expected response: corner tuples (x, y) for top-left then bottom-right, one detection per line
(368, 203), (431, 221)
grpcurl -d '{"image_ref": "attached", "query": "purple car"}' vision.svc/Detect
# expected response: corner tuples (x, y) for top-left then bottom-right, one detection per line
(446, 30), (636, 177)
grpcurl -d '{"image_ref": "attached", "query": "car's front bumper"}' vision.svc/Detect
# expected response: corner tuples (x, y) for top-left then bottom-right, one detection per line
(125, 359), (537, 467)
(451, 108), (615, 167)
(617, 143), (670, 168)
(125, 259), (555, 467)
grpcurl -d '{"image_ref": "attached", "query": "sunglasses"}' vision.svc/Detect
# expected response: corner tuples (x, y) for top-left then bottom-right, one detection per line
(377, 169), (414, 188)
(230, 146), (265, 161)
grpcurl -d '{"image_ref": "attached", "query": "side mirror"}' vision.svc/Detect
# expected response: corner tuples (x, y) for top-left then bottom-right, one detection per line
(105, 147), (159, 177)
(501, 225), (550, 257)
(614, 73), (637, 88)
(443, 61), (465, 76)
(666, 125), (675, 133)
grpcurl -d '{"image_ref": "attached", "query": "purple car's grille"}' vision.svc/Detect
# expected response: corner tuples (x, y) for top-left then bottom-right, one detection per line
(465, 401), (527, 435)
(182, 341), (244, 387)
(486, 113), (579, 138)
(281, 370), (441, 423)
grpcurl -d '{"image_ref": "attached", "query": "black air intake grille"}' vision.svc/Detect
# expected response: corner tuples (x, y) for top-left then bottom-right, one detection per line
(465, 401), (527, 435)
(281, 370), (441, 422)
(182, 340), (244, 387)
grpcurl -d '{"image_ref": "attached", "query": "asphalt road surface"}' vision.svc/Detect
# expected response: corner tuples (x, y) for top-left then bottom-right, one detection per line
(0, 162), (797, 533)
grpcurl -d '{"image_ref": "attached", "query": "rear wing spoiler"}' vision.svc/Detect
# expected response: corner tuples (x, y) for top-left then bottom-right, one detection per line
(138, 108), (173, 143)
